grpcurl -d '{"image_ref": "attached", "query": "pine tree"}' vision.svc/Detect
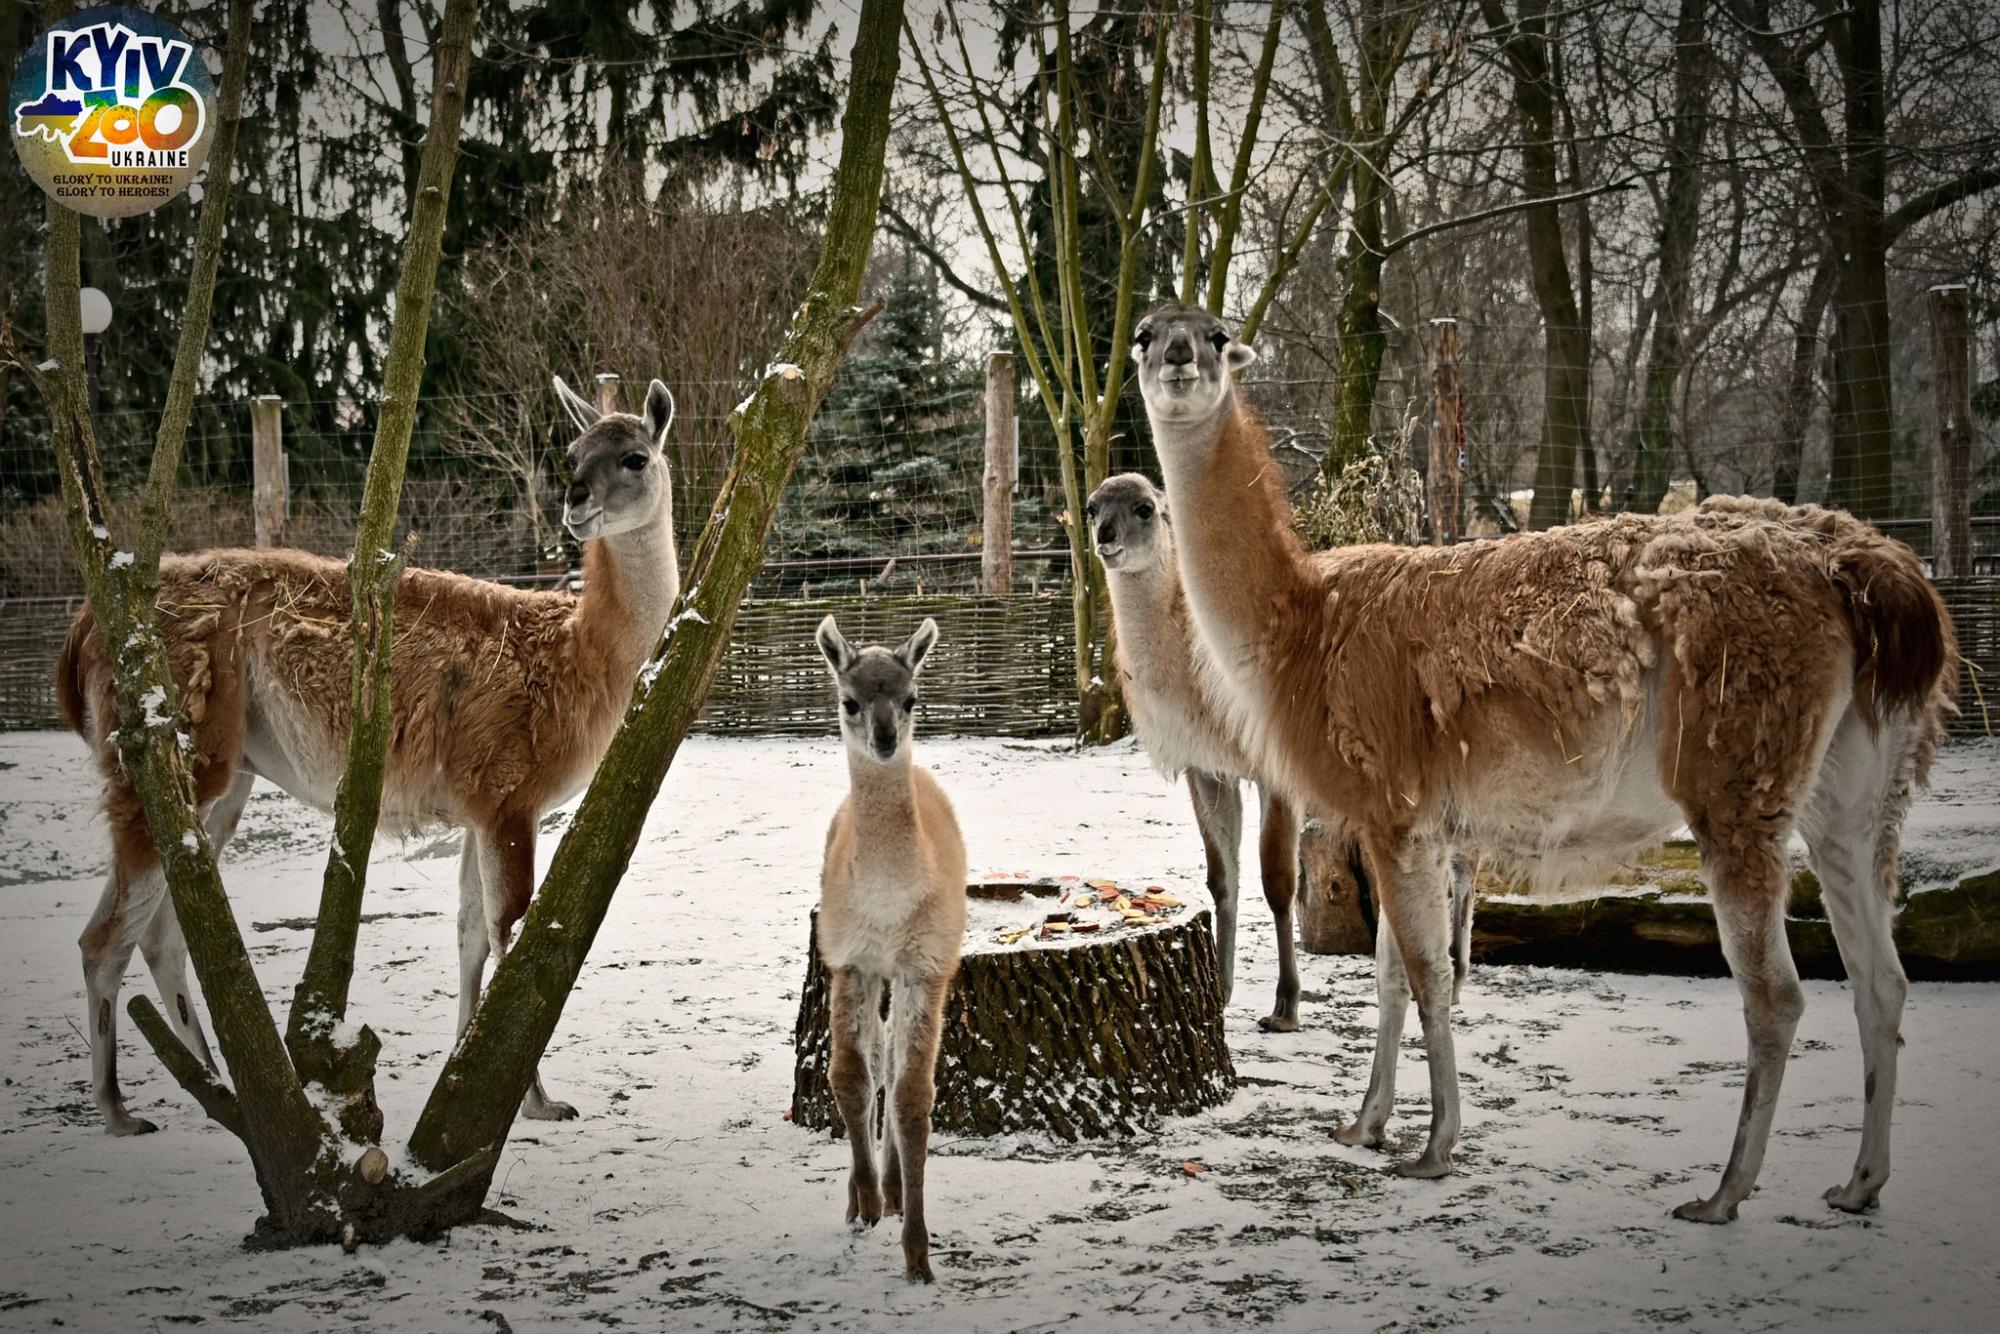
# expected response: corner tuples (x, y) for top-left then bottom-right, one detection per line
(775, 253), (985, 582)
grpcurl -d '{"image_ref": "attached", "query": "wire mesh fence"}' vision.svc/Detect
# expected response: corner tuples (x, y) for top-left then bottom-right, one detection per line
(2, 338), (1996, 736)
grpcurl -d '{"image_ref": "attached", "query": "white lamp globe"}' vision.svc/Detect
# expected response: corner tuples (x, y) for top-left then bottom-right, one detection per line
(79, 287), (112, 336)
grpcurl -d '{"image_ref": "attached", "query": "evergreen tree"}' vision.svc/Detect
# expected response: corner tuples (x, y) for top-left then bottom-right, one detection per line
(1, 0), (838, 506)
(775, 252), (986, 582)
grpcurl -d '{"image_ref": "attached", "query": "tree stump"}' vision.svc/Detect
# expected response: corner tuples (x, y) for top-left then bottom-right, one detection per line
(791, 878), (1236, 1141)
(1296, 819), (1373, 955)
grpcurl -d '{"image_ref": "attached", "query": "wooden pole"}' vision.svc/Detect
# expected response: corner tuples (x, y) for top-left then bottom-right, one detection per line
(251, 395), (285, 547)
(1929, 285), (1972, 577)
(595, 372), (622, 416)
(1428, 318), (1464, 544)
(982, 351), (1016, 594)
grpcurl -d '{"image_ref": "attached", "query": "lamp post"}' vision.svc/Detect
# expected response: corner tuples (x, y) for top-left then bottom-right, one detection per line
(79, 286), (111, 440)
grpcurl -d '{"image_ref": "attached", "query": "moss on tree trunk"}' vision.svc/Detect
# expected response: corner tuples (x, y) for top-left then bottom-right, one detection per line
(405, 0), (907, 1176)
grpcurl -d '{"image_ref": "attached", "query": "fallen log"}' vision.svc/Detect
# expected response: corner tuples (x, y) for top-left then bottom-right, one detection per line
(790, 878), (1236, 1140)
(1296, 817), (2000, 980)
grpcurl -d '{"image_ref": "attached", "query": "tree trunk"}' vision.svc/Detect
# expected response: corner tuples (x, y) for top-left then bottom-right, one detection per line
(32, 1), (348, 1241)
(1826, 0), (1896, 520)
(406, 0), (906, 1176)
(1632, 0), (1709, 517)
(791, 901), (1235, 1141)
(1478, 0), (1594, 531)
(1930, 285), (1974, 577)
(1327, 249), (1387, 478)
(1772, 258), (1834, 504)
(288, 0), (479, 1117)
(1321, 0), (1396, 480)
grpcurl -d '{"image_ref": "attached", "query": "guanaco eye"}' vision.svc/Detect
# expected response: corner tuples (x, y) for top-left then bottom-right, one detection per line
(1135, 328), (1152, 350)
(621, 453), (648, 471)
(904, 695), (918, 711)
(1135, 503), (1154, 520)
(841, 698), (860, 717)
(564, 451), (578, 472)
(1085, 503), (1099, 520)
(1209, 331), (1229, 352)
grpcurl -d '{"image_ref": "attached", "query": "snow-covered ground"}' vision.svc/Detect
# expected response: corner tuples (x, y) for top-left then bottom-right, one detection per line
(0, 729), (1996, 1333)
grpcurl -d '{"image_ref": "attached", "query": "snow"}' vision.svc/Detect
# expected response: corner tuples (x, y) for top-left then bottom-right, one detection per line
(136, 685), (171, 729)
(0, 730), (1996, 1331)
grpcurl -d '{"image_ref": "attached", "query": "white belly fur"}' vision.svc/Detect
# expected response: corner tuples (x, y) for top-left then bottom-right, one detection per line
(819, 867), (953, 981)
(239, 661), (458, 833)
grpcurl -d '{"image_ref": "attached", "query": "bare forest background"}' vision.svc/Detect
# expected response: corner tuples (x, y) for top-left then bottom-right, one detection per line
(2, 0), (1997, 685)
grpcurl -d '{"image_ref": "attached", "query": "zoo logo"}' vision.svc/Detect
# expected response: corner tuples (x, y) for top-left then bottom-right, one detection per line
(9, 5), (216, 220)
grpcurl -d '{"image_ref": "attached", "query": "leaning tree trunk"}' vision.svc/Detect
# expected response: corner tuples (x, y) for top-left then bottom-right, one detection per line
(404, 0), (907, 1177)
(792, 883), (1236, 1141)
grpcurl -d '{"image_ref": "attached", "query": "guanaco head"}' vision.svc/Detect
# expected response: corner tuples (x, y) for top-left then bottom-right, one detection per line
(1086, 473), (1170, 575)
(555, 375), (675, 542)
(816, 616), (938, 765)
(1131, 303), (1255, 432)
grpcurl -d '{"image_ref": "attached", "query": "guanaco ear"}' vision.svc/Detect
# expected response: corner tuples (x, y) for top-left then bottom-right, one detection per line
(897, 618), (939, 673)
(816, 615), (854, 675)
(553, 375), (600, 433)
(1224, 339), (1257, 372)
(644, 379), (675, 449)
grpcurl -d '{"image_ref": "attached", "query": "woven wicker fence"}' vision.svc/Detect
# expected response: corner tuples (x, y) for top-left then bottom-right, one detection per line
(704, 592), (1077, 735)
(3, 580), (1993, 740)
(0, 590), (1081, 737)
(1938, 578), (2000, 737)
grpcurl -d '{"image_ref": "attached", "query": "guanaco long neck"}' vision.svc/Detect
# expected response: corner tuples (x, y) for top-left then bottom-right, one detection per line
(1103, 539), (1192, 697)
(847, 751), (916, 811)
(843, 750), (922, 869)
(576, 508), (681, 681)
(1149, 396), (1312, 680)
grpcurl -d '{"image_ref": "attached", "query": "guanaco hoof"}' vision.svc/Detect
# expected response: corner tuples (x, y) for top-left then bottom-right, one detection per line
(1672, 1197), (1739, 1224)
(1395, 1153), (1452, 1180)
(1332, 1121), (1382, 1150)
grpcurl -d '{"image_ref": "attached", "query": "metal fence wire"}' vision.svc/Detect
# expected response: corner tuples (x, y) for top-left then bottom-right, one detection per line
(1, 362), (1995, 738)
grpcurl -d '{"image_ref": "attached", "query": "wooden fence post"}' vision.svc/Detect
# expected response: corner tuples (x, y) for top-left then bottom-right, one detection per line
(1930, 285), (1972, 577)
(983, 350), (1017, 594)
(1428, 318), (1463, 545)
(595, 372), (622, 416)
(251, 394), (285, 547)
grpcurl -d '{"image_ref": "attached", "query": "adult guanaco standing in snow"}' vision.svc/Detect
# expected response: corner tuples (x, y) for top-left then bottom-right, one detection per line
(60, 376), (679, 1133)
(1133, 302), (1954, 1223)
(1088, 472), (1476, 1033)
(814, 615), (966, 1283)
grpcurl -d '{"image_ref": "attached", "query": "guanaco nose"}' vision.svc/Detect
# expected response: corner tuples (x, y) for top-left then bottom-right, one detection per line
(1163, 331), (1195, 367)
(1096, 518), (1118, 546)
(566, 479), (591, 507)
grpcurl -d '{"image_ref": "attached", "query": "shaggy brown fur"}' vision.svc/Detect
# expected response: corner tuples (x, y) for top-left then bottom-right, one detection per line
(62, 544), (650, 862)
(1133, 302), (1955, 1223)
(61, 380), (681, 1135)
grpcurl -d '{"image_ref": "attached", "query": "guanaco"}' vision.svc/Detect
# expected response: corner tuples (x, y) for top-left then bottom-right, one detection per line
(814, 615), (966, 1282)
